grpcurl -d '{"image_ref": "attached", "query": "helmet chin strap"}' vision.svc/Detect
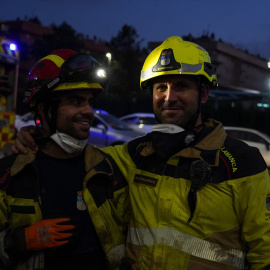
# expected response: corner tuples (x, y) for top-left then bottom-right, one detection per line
(183, 81), (206, 131)
(185, 110), (200, 131)
(46, 95), (61, 135)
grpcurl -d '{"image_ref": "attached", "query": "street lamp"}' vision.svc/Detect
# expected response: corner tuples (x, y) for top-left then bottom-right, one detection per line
(106, 53), (112, 67)
(105, 53), (112, 98)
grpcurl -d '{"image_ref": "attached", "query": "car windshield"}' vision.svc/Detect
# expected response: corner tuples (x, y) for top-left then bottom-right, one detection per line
(261, 132), (270, 141)
(97, 112), (130, 130)
(139, 117), (157, 125)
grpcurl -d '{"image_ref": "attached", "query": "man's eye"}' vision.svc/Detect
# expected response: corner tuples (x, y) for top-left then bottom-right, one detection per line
(155, 84), (166, 91)
(71, 98), (80, 104)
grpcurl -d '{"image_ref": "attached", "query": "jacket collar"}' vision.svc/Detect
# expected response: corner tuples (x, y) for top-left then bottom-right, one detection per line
(175, 119), (226, 166)
(10, 145), (109, 177)
(140, 119), (226, 167)
(10, 149), (37, 176)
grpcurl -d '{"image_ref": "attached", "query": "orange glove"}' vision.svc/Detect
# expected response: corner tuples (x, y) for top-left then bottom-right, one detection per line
(25, 218), (76, 252)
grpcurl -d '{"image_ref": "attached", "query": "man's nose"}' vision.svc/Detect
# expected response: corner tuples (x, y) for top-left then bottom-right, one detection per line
(164, 87), (177, 102)
(81, 103), (93, 115)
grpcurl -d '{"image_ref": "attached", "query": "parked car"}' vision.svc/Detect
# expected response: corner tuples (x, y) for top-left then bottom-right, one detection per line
(88, 109), (142, 147)
(224, 126), (270, 168)
(119, 112), (157, 134)
(15, 112), (41, 132)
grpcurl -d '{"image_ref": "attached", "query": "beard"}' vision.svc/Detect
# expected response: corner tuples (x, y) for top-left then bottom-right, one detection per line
(153, 101), (200, 130)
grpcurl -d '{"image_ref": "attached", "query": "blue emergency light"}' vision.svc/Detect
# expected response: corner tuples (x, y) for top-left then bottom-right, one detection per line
(9, 43), (17, 51)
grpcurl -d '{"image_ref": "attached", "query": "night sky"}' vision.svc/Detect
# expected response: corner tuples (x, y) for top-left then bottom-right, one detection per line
(1, 0), (270, 60)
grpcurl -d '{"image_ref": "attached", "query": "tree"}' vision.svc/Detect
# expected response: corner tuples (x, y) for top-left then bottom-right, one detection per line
(31, 22), (84, 60)
(96, 25), (152, 115)
(109, 25), (144, 96)
(28, 16), (42, 25)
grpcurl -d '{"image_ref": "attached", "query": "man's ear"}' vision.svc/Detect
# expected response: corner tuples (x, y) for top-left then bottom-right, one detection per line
(201, 84), (210, 104)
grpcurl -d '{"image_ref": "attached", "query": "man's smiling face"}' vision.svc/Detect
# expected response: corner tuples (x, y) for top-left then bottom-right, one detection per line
(56, 89), (95, 140)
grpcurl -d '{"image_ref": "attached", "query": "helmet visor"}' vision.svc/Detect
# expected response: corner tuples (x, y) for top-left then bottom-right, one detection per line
(25, 53), (107, 102)
(48, 53), (107, 90)
(60, 54), (106, 83)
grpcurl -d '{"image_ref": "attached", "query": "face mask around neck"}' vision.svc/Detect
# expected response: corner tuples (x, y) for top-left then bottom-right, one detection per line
(50, 130), (88, 154)
(152, 123), (185, 134)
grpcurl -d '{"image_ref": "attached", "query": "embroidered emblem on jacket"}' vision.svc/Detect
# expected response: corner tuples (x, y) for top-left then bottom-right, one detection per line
(77, 191), (87, 210)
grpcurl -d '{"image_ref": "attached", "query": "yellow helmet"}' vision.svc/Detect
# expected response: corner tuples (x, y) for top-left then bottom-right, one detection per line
(140, 36), (217, 90)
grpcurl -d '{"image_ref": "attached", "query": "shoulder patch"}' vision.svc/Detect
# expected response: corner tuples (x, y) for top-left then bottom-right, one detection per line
(221, 136), (266, 179)
(220, 146), (238, 173)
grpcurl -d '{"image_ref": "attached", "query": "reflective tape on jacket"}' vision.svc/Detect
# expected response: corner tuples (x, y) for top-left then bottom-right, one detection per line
(106, 244), (125, 265)
(127, 227), (247, 269)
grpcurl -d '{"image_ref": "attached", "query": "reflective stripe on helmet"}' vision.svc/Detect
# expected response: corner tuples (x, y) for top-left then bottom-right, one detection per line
(40, 54), (65, 68)
(140, 36), (218, 90)
(53, 82), (103, 91)
(127, 227), (247, 269)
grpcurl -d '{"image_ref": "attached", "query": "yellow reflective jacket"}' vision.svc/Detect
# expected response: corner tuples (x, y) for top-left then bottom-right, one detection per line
(101, 119), (270, 270)
(0, 145), (130, 269)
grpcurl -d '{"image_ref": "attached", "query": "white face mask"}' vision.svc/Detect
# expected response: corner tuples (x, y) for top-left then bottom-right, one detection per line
(152, 123), (185, 134)
(50, 130), (88, 154)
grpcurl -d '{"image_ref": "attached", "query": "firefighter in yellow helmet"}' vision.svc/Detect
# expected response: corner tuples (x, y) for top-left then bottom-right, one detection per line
(140, 35), (217, 130)
(13, 37), (270, 269)
(0, 49), (129, 270)
(103, 36), (270, 269)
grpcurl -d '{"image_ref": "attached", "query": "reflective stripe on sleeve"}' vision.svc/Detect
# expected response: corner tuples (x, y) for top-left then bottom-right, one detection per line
(107, 244), (125, 265)
(127, 227), (247, 269)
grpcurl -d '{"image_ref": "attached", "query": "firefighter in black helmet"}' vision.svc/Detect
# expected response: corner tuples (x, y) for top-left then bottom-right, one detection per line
(0, 49), (129, 270)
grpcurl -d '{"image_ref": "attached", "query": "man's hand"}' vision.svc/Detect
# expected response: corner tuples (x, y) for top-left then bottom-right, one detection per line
(12, 125), (37, 154)
(25, 218), (76, 251)
(4, 218), (77, 261)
